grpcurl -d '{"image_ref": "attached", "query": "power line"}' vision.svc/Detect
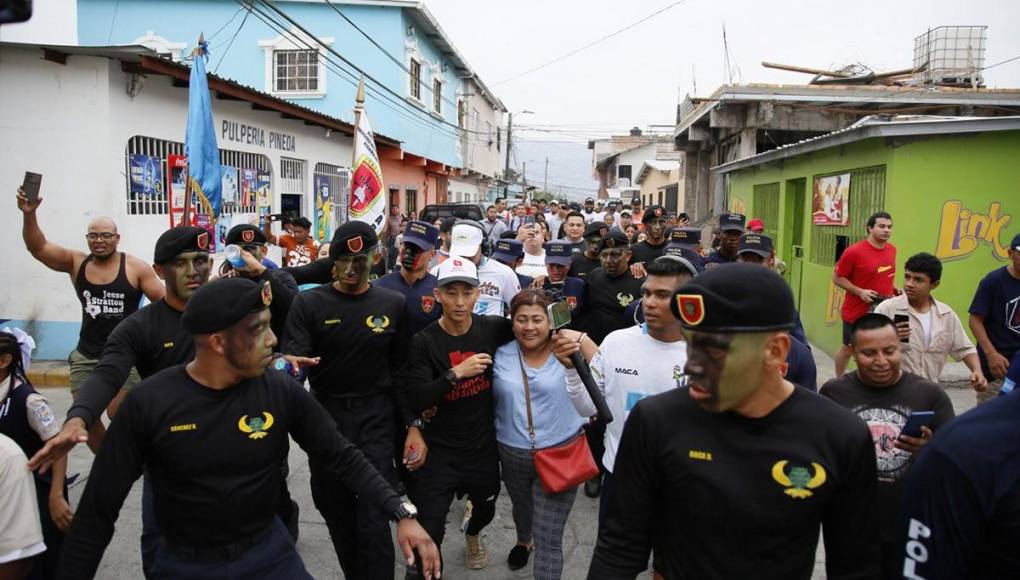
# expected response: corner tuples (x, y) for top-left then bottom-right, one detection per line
(493, 0), (691, 86)
(214, 8), (250, 73)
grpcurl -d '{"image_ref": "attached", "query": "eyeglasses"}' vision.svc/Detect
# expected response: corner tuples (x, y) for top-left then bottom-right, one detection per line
(85, 233), (116, 241)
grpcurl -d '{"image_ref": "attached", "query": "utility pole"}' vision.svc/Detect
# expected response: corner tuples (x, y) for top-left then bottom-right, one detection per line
(522, 161), (527, 203)
(544, 156), (548, 193)
(503, 112), (513, 197)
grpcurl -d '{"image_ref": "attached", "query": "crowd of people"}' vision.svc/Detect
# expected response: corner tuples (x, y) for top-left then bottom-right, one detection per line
(2, 185), (1019, 580)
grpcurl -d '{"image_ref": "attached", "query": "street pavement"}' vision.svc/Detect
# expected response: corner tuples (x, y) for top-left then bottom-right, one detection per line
(42, 347), (978, 579)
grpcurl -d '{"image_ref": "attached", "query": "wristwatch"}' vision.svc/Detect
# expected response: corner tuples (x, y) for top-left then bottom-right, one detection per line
(408, 418), (425, 430)
(393, 501), (418, 521)
(444, 368), (459, 385)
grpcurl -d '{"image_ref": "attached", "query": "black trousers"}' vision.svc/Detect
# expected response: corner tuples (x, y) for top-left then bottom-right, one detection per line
(408, 442), (500, 575)
(309, 392), (397, 580)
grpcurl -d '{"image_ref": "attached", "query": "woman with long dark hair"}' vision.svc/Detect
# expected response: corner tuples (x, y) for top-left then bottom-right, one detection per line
(491, 290), (597, 578)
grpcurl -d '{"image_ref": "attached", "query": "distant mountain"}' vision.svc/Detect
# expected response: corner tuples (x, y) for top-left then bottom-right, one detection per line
(513, 139), (597, 201)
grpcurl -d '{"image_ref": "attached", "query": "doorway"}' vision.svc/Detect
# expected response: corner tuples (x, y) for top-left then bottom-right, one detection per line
(783, 178), (807, 308)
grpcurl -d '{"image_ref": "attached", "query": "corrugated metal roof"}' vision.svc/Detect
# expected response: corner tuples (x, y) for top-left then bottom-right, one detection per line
(712, 114), (1020, 174)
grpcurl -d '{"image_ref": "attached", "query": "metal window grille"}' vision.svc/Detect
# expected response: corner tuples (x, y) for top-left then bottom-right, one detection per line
(409, 60), (421, 100)
(433, 79), (442, 113)
(406, 188), (418, 216)
(274, 50), (319, 93)
(313, 162), (350, 231)
(279, 158), (306, 195)
(752, 182), (780, 241)
(124, 136), (269, 216)
(809, 165), (887, 266)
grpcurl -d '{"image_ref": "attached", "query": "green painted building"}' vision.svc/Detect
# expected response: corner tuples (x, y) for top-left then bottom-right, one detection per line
(713, 115), (1020, 356)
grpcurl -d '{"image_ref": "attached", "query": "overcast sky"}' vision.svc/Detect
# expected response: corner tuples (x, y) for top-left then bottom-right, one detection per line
(425, 0), (1020, 143)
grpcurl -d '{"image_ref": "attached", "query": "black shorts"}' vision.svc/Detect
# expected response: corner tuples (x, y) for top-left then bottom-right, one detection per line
(842, 320), (853, 346)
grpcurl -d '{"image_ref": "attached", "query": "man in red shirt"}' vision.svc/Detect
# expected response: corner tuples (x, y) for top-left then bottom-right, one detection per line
(832, 211), (897, 376)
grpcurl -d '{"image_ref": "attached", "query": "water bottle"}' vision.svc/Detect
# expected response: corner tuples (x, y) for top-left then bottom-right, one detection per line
(271, 356), (306, 382)
(224, 244), (246, 269)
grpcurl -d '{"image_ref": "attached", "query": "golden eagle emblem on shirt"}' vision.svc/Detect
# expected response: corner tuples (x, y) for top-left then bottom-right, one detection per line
(771, 460), (826, 499)
(616, 293), (635, 308)
(366, 315), (391, 334)
(238, 412), (274, 440)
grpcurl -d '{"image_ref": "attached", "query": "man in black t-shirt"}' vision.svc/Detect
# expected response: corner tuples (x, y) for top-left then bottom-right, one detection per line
(59, 278), (440, 579)
(628, 205), (670, 276)
(569, 221), (606, 278)
(282, 221), (411, 579)
(579, 230), (644, 345)
(821, 313), (954, 579)
(968, 234), (1020, 402)
(589, 264), (879, 580)
(405, 257), (514, 575)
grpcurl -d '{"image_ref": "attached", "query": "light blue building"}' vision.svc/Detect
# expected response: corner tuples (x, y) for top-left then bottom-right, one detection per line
(77, 0), (506, 204)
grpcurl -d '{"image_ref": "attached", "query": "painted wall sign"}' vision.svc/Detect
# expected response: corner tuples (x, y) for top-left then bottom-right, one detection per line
(935, 200), (1013, 262)
(221, 120), (296, 152)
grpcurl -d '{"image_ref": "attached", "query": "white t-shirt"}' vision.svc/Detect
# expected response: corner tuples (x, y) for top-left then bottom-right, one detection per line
(565, 325), (687, 473)
(516, 251), (548, 279)
(433, 257), (520, 317)
(0, 434), (45, 564)
(916, 309), (933, 343)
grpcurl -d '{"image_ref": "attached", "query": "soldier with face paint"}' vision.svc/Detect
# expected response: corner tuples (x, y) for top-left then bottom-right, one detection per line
(589, 263), (880, 580)
(281, 221), (413, 579)
(628, 205), (670, 279)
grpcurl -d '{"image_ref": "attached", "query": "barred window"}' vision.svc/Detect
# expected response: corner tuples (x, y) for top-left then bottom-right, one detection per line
(409, 59), (422, 101)
(274, 50), (319, 93)
(124, 136), (269, 216)
(313, 162), (351, 236)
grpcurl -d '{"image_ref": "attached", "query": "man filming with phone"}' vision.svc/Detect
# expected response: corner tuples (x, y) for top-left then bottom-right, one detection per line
(16, 181), (164, 452)
(820, 313), (955, 579)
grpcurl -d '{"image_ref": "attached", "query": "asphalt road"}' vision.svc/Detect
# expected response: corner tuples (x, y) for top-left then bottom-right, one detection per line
(42, 348), (978, 579)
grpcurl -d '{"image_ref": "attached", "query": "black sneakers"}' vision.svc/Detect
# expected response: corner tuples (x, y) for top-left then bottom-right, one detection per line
(507, 543), (534, 571)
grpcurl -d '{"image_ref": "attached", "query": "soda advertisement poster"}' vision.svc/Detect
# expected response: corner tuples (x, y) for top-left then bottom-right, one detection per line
(167, 154), (196, 227)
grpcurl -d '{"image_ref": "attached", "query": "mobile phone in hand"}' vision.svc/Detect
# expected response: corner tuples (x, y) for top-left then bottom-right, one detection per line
(900, 411), (934, 439)
(894, 314), (910, 343)
(22, 172), (42, 202)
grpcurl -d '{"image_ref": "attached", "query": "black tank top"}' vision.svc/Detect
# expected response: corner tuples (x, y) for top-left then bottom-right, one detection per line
(74, 253), (143, 358)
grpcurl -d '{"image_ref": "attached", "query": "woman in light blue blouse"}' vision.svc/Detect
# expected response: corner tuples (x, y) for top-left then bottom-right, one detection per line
(492, 289), (597, 579)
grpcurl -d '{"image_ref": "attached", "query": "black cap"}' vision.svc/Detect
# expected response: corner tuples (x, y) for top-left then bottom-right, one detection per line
(544, 241), (573, 265)
(329, 221), (378, 259)
(671, 263), (794, 333)
(738, 233), (774, 258)
(597, 229), (631, 253)
(668, 227), (701, 248)
(642, 205), (667, 224)
(662, 247), (705, 274)
(583, 221), (609, 239)
(402, 220), (439, 251)
(568, 202), (582, 212)
(584, 197), (594, 204)
(492, 239), (524, 263)
(153, 226), (210, 264)
(719, 212), (746, 232)
(182, 278), (273, 334)
(225, 224), (267, 246)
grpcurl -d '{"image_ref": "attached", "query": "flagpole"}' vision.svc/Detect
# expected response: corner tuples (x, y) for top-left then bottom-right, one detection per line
(181, 33), (206, 227)
(349, 77), (366, 225)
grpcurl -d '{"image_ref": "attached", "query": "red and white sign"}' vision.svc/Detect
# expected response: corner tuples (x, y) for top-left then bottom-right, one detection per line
(168, 154), (197, 227)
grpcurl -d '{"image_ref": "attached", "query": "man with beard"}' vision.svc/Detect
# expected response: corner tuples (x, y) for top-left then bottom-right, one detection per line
(703, 212), (745, 268)
(17, 187), (164, 452)
(578, 230), (644, 345)
(589, 264), (879, 580)
(570, 222), (607, 279)
(820, 313), (954, 578)
(629, 206), (670, 275)
(282, 221), (410, 579)
(59, 278), (441, 580)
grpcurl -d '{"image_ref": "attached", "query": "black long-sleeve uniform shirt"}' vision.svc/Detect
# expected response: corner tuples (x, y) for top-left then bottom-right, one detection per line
(59, 365), (401, 579)
(67, 269), (298, 429)
(578, 267), (644, 345)
(281, 284), (408, 399)
(284, 256), (333, 285)
(588, 386), (880, 580)
(405, 315), (513, 451)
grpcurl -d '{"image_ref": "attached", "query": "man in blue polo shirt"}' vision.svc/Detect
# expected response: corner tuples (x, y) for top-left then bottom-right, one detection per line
(375, 220), (443, 337)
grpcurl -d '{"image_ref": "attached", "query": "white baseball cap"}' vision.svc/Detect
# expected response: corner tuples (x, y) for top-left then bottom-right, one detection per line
(436, 257), (479, 287)
(448, 223), (483, 258)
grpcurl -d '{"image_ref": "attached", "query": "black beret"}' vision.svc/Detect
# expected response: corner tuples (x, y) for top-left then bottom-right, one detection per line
(671, 263), (794, 332)
(329, 221), (378, 259)
(154, 226), (210, 264)
(226, 224), (267, 246)
(596, 229), (631, 253)
(642, 205), (667, 223)
(583, 221), (609, 238)
(182, 278), (272, 334)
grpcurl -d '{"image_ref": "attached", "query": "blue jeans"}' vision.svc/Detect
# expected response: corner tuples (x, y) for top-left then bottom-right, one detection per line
(150, 518), (311, 579)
